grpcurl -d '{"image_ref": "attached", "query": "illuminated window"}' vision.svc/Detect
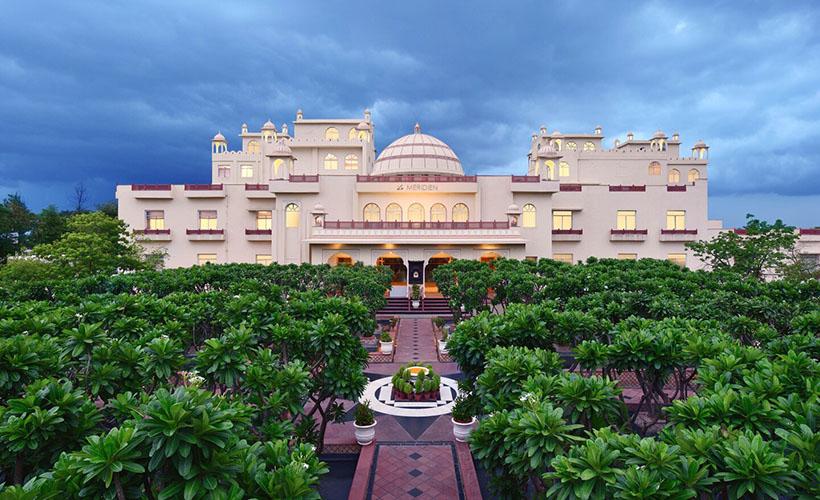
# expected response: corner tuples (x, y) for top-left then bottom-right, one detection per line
(363, 203), (380, 222)
(522, 204), (536, 228)
(197, 253), (217, 266)
(559, 161), (570, 177)
(247, 140), (260, 153)
(285, 203), (299, 228)
(217, 165), (230, 177)
(344, 154), (359, 170)
(325, 127), (339, 140)
(618, 253), (637, 260)
(240, 165), (254, 178)
(146, 210), (165, 230)
(408, 203), (424, 222)
(386, 203), (402, 222)
(324, 154), (338, 170)
(452, 203), (469, 222)
(358, 130), (369, 142)
(263, 131), (276, 143)
(256, 254), (273, 265)
(348, 128), (357, 140)
(666, 210), (685, 230)
(430, 203), (446, 222)
(583, 141), (596, 151)
(552, 210), (573, 230)
(552, 138), (562, 151)
(688, 169), (700, 183)
(668, 169), (680, 183)
(273, 159), (285, 178)
(553, 253), (573, 263)
(198, 210), (217, 230)
(566, 141), (577, 151)
(616, 210), (636, 230)
(667, 253), (686, 266)
(544, 160), (555, 179)
(648, 161), (661, 176)
(256, 210), (272, 230)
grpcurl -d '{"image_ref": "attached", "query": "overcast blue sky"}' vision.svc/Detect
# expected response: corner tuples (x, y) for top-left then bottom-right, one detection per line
(1, 0), (819, 227)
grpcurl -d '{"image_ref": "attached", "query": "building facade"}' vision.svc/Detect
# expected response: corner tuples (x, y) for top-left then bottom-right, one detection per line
(116, 109), (819, 293)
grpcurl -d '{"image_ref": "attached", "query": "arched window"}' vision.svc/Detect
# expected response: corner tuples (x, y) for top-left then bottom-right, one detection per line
(325, 127), (339, 140)
(324, 154), (338, 170)
(363, 203), (380, 222)
(430, 203), (446, 222)
(648, 161), (661, 176)
(688, 169), (700, 183)
(273, 159), (285, 178)
(247, 140), (260, 153)
(552, 138), (562, 151)
(408, 203), (424, 222)
(358, 130), (369, 142)
(544, 160), (555, 180)
(668, 169), (680, 183)
(452, 203), (469, 222)
(522, 203), (536, 228)
(386, 203), (402, 222)
(344, 154), (359, 170)
(566, 141), (577, 151)
(583, 141), (596, 151)
(263, 132), (275, 143)
(559, 161), (570, 177)
(285, 203), (300, 228)
(348, 128), (357, 140)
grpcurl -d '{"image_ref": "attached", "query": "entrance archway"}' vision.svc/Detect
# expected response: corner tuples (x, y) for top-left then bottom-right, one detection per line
(376, 253), (407, 298)
(327, 252), (354, 267)
(424, 252), (453, 296)
(480, 251), (501, 264)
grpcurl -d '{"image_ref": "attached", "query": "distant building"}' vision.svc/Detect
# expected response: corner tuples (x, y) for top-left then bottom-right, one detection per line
(116, 110), (819, 294)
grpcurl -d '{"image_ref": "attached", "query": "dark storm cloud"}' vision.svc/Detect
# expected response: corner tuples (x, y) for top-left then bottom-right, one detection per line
(0, 0), (818, 226)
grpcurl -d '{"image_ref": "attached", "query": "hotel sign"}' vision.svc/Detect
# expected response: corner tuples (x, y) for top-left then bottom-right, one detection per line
(397, 183), (438, 192)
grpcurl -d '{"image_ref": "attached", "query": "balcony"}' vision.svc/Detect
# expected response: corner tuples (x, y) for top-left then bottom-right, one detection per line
(610, 229), (648, 241)
(551, 229), (583, 242)
(245, 183), (274, 199)
(184, 184), (224, 198)
(609, 185), (646, 192)
(799, 228), (820, 241)
(560, 184), (583, 192)
(659, 229), (698, 242)
(667, 185), (687, 192)
(186, 229), (225, 241)
(245, 229), (272, 241)
(133, 228), (171, 241)
(310, 220), (525, 245)
(131, 184), (173, 199)
(270, 175), (320, 194)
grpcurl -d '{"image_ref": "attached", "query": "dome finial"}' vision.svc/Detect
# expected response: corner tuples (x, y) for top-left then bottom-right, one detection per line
(414, 122), (421, 134)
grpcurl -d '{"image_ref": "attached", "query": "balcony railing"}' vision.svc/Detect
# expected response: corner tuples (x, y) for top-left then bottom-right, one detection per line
(510, 175), (540, 183)
(184, 184), (223, 191)
(667, 185), (687, 192)
(609, 185), (646, 192)
(733, 229), (748, 235)
(245, 183), (269, 190)
(661, 229), (698, 235)
(134, 229), (170, 234)
(186, 229), (224, 235)
(356, 174), (477, 183)
(560, 184), (582, 192)
(552, 229), (583, 235)
(323, 220), (510, 230)
(611, 229), (648, 235)
(799, 228), (820, 235)
(289, 175), (319, 182)
(245, 229), (272, 235)
(131, 184), (171, 191)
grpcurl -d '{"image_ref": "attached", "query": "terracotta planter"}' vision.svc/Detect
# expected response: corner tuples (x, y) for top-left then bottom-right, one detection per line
(451, 417), (477, 443)
(354, 420), (377, 446)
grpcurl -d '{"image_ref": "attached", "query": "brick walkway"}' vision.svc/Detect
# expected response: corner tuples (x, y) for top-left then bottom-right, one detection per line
(368, 443), (461, 499)
(395, 318), (438, 363)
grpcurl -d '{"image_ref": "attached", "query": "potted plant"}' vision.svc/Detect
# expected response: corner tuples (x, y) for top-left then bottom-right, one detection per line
(353, 400), (377, 446)
(451, 395), (477, 443)
(438, 328), (449, 355)
(411, 284), (421, 309)
(379, 331), (393, 354)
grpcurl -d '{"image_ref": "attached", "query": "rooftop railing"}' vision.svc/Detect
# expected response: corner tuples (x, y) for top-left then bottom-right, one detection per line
(559, 184), (583, 192)
(184, 184), (223, 190)
(799, 228), (820, 235)
(289, 174), (319, 182)
(609, 185), (646, 192)
(322, 220), (510, 230)
(356, 174), (477, 183)
(510, 175), (540, 183)
(131, 184), (172, 191)
(245, 183), (269, 190)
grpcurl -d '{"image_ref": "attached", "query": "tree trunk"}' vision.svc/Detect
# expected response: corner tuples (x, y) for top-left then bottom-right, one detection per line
(114, 474), (126, 500)
(14, 454), (24, 485)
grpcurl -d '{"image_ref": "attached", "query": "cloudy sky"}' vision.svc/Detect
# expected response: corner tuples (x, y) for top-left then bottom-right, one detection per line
(1, 0), (818, 227)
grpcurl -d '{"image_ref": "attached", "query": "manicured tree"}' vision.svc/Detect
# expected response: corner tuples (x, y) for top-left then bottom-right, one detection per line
(139, 335), (186, 392)
(0, 335), (63, 402)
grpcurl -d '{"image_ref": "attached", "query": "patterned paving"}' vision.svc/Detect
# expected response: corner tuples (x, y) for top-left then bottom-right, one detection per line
(360, 376), (459, 417)
(367, 443), (463, 500)
(395, 318), (438, 363)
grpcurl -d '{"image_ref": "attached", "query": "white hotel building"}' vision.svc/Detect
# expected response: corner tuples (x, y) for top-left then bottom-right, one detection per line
(116, 109), (820, 292)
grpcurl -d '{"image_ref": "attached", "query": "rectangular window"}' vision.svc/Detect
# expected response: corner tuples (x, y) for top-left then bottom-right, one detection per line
(197, 253), (217, 265)
(256, 210), (272, 230)
(525, 256), (537, 261)
(559, 162), (570, 177)
(618, 253), (638, 260)
(198, 210), (217, 230)
(217, 165), (230, 177)
(146, 210), (165, 230)
(666, 210), (686, 230)
(256, 254), (273, 265)
(552, 210), (573, 230)
(616, 210), (636, 230)
(667, 253), (686, 266)
(240, 165), (254, 178)
(553, 253), (573, 264)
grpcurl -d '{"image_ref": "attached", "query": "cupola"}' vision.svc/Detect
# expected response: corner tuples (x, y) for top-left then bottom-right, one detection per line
(211, 132), (227, 154)
(692, 140), (709, 160)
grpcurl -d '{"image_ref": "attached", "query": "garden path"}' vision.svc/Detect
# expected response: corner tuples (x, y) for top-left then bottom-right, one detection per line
(394, 317), (439, 363)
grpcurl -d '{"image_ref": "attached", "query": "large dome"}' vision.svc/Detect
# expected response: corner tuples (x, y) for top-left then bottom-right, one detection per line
(373, 124), (463, 176)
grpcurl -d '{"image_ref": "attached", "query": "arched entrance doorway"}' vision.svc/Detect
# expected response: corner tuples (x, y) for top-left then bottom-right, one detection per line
(480, 251), (501, 264)
(376, 253), (407, 298)
(424, 252), (453, 296)
(327, 252), (354, 267)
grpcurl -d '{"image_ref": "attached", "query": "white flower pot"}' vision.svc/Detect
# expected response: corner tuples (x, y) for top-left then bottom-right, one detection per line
(451, 417), (476, 442)
(412, 300), (420, 309)
(380, 340), (393, 354)
(354, 420), (377, 446)
(438, 340), (448, 354)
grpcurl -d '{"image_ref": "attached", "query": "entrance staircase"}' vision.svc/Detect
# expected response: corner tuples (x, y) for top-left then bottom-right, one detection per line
(377, 297), (452, 317)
